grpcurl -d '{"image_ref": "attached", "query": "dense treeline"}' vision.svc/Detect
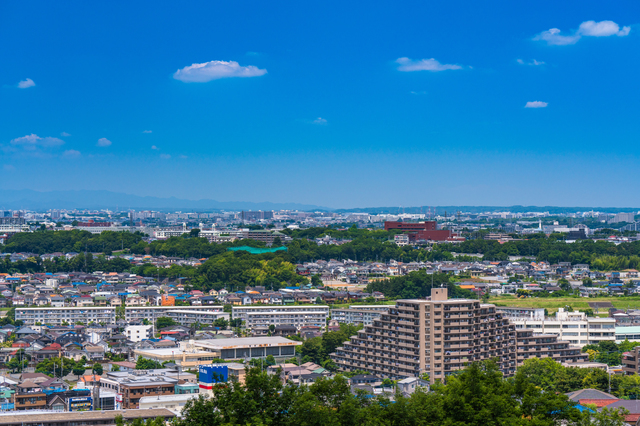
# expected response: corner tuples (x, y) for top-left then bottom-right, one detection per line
(298, 323), (362, 369)
(520, 357), (640, 399)
(0, 253), (133, 274)
(172, 361), (622, 426)
(1, 230), (144, 254)
(442, 237), (640, 269)
(367, 271), (476, 300)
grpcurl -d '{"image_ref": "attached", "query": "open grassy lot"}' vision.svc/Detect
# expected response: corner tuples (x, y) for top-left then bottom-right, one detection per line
(489, 295), (640, 314)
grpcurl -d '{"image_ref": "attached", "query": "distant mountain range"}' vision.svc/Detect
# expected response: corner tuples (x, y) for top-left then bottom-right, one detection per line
(0, 190), (328, 211)
(1, 190), (638, 213)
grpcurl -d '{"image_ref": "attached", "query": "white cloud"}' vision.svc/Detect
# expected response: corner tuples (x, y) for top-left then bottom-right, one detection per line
(396, 57), (463, 72)
(160, 154), (171, 159)
(142, 130), (152, 134)
(60, 132), (71, 137)
(62, 149), (81, 158)
(179, 155), (188, 159)
(410, 90), (428, 95)
(173, 60), (267, 83)
(97, 137), (112, 147)
(17, 78), (35, 89)
(534, 20), (631, 45)
(3, 165), (15, 171)
(10, 134), (64, 150)
(517, 59), (545, 66)
(151, 145), (159, 150)
(312, 117), (328, 125)
(525, 101), (548, 108)
(579, 20), (630, 37)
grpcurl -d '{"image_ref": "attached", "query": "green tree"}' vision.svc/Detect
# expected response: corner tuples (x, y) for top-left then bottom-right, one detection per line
(92, 363), (103, 375)
(156, 316), (177, 329)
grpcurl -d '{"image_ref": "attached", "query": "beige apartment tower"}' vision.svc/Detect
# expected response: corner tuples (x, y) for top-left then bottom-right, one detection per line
(332, 288), (586, 382)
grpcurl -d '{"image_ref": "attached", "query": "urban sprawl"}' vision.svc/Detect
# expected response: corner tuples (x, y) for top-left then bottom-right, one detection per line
(1, 207), (640, 424)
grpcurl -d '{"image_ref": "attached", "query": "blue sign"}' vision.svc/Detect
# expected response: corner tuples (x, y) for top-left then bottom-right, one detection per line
(199, 365), (228, 384)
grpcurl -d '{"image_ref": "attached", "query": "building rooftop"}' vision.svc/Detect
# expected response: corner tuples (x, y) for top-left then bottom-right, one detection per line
(194, 336), (302, 349)
(0, 408), (175, 424)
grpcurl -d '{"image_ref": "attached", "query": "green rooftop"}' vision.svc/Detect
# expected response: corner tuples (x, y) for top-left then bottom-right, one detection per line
(227, 246), (288, 254)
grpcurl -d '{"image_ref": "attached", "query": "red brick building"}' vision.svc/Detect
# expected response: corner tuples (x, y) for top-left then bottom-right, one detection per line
(384, 221), (463, 242)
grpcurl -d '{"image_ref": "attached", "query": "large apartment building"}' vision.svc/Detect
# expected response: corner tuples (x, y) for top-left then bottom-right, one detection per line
(507, 308), (616, 347)
(125, 305), (225, 323)
(330, 305), (391, 326)
(332, 288), (586, 383)
(232, 305), (329, 330)
(16, 306), (116, 326)
(16, 306), (225, 327)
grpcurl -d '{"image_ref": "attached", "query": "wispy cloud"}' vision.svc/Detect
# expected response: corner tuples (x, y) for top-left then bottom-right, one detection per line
(97, 137), (112, 147)
(410, 90), (428, 95)
(525, 101), (548, 108)
(173, 60), (267, 83)
(17, 78), (35, 89)
(396, 57), (463, 72)
(3, 165), (16, 171)
(517, 59), (545, 66)
(142, 130), (152, 134)
(312, 117), (328, 125)
(62, 149), (81, 159)
(151, 145), (159, 150)
(179, 155), (188, 159)
(160, 154), (171, 159)
(534, 20), (631, 45)
(11, 134), (64, 150)
(61, 132), (71, 137)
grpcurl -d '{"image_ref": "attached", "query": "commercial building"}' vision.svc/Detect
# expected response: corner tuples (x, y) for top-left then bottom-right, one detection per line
(198, 363), (247, 392)
(330, 305), (391, 326)
(138, 393), (196, 414)
(193, 336), (302, 360)
(615, 326), (640, 343)
(508, 308), (616, 347)
(233, 305), (329, 330)
(331, 288), (586, 383)
(99, 370), (187, 409)
(0, 409), (175, 426)
(383, 221), (461, 242)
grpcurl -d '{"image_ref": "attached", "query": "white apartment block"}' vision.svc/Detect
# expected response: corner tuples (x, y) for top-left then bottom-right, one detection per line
(509, 308), (615, 347)
(125, 306), (225, 323)
(164, 310), (230, 327)
(330, 305), (391, 326)
(232, 305), (330, 330)
(16, 305), (224, 327)
(16, 306), (116, 326)
(125, 324), (153, 342)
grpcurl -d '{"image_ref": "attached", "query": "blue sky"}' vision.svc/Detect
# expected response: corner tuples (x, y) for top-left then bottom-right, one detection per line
(1, 1), (639, 208)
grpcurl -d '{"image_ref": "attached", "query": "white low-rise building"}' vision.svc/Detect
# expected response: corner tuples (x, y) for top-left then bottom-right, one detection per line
(125, 324), (153, 342)
(509, 308), (615, 347)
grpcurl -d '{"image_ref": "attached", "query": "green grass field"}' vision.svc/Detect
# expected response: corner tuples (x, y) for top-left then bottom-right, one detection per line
(489, 295), (640, 314)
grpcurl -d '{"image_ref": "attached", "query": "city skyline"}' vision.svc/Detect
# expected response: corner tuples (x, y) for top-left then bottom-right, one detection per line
(2, 1), (639, 208)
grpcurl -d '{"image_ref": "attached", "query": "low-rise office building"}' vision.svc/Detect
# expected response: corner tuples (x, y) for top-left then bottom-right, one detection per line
(232, 305), (329, 330)
(193, 336), (302, 360)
